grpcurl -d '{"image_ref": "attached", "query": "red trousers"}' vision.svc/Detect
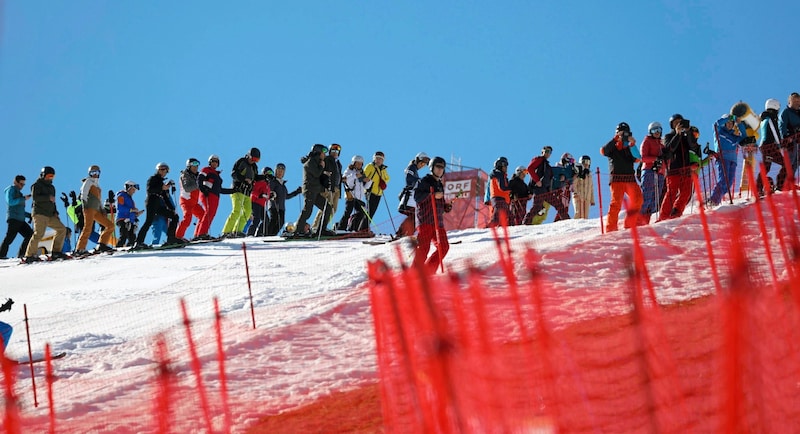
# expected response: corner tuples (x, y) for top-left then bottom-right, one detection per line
(196, 193), (220, 237)
(606, 182), (643, 232)
(177, 189), (205, 239)
(413, 224), (449, 274)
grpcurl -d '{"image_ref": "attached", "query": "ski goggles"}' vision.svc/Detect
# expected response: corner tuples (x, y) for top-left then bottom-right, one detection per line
(126, 183), (140, 190)
(89, 170), (101, 176)
(649, 127), (662, 135)
(44, 174), (55, 180)
(250, 157), (260, 163)
(189, 161), (200, 167)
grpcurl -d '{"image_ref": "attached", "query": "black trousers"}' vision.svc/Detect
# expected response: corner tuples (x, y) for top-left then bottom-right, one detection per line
(0, 219), (33, 258)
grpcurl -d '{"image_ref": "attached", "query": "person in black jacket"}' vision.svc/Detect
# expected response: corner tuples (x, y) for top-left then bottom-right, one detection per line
(23, 166), (68, 262)
(312, 143), (343, 234)
(222, 147), (260, 238)
(267, 163), (301, 236)
(293, 144), (334, 237)
(413, 156), (452, 274)
(508, 167), (531, 225)
(132, 162), (183, 250)
(658, 114), (701, 221)
(600, 122), (643, 232)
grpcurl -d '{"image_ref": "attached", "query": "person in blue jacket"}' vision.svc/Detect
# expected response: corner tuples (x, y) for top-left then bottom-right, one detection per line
(1, 175), (33, 260)
(0, 298), (13, 351)
(709, 114), (753, 205)
(778, 92), (800, 190)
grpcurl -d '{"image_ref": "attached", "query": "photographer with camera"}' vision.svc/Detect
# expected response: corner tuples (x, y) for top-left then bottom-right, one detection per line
(639, 122), (666, 225)
(600, 122), (643, 232)
(396, 152), (429, 238)
(131, 162), (184, 250)
(658, 114), (701, 221)
(708, 114), (753, 206)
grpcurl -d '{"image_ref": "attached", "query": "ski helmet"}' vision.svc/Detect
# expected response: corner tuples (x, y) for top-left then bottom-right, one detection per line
(247, 147), (261, 160)
(87, 164), (101, 175)
(616, 122), (631, 133)
(415, 152), (430, 163)
(429, 156), (446, 171)
(561, 153), (575, 166)
(155, 162), (169, 171)
(351, 154), (364, 164)
(542, 146), (553, 155)
(647, 121), (662, 133)
(40, 166), (55, 178)
(579, 155), (591, 165)
(208, 154), (220, 164)
(330, 144), (342, 153)
(276, 162), (286, 170)
(669, 113), (684, 128)
(186, 158), (200, 168)
(765, 98), (780, 111)
(494, 156), (509, 170)
(262, 167), (274, 177)
(124, 180), (139, 190)
(311, 144), (328, 154)
(515, 166), (527, 176)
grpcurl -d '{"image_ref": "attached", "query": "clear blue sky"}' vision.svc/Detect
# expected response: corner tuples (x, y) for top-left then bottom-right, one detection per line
(2, 1), (798, 250)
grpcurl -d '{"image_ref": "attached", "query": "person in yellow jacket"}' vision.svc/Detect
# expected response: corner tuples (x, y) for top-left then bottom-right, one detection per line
(362, 151), (390, 220)
(572, 155), (595, 219)
(74, 165), (116, 255)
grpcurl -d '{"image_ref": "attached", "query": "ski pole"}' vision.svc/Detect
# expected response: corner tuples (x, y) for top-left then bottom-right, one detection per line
(317, 195), (329, 240)
(381, 193), (398, 235)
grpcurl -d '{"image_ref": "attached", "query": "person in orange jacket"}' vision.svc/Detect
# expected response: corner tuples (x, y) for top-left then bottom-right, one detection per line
(600, 122), (643, 232)
(488, 157), (511, 227)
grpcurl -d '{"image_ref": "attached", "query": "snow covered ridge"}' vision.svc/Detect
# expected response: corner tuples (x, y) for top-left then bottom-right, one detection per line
(0, 191), (796, 431)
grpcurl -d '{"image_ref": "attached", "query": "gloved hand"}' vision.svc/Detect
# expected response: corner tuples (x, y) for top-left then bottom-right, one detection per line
(444, 203), (453, 213)
(60, 193), (69, 208)
(292, 187), (302, 195)
(0, 298), (14, 313)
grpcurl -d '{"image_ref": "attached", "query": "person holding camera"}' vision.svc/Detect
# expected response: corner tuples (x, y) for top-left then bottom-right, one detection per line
(708, 114), (753, 206)
(132, 162), (183, 250)
(1, 175), (33, 260)
(600, 122), (643, 232)
(396, 152), (430, 238)
(639, 122), (666, 225)
(778, 92), (800, 190)
(658, 114), (701, 221)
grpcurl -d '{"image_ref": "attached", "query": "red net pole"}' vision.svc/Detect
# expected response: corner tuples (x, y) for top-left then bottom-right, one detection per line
(691, 173), (723, 295)
(241, 242), (256, 329)
(153, 334), (173, 434)
(1, 343), (20, 434)
(757, 162), (793, 282)
(22, 304), (38, 407)
(596, 167), (604, 234)
(213, 297), (232, 433)
(179, 299), (214, 433)
(45, 344), (56, 434)
(429, 187), (445, 274)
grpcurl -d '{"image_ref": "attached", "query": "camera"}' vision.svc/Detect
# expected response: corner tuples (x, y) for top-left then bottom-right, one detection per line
(652, 158), (663, 172)
(679, 119), (691, 129)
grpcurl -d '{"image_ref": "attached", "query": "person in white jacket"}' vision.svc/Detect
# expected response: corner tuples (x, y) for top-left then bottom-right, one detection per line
(342, 155), (373, 232)
(572, 155), (595, 219)
(75, 165), (115, 255)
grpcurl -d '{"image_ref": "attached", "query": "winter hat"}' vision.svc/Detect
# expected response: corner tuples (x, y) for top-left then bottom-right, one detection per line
(248, 147), (261, 159)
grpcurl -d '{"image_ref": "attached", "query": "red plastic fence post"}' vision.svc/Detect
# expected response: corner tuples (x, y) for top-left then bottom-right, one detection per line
(22, 304), (38, 407)
(153, 334), (173, 434)
(781, 149), (800, 218)
(722, 224), (749, 433)
(691, 173), (723, 295)
(179, 299), (215, 433)
(1, 343), (20, 434)
(241, 242), (256, 329)
(757, 162), (793, 282)
(596, 167), (604, 234)
(45, 343), (56, 434)
(429, 187), (446, 274)
(213, 297), (232, 434)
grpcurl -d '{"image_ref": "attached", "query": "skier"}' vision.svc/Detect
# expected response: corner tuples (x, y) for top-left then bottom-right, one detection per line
(600, 122), (643, 232)
(658, 114), (701, 221)
(758, 98), (782, 195)
(293, 144), (334, 237)
(508, 166), (531, 225)
(778, 92), (800, 190)
(523, 146), (555, 225)
(115, 181), (143, 247)
(177, 158), (205, 241)
(267, 163), (301, 236)
(396, 152), (430, 238)
(488, 157), (512, 227)
(195, 155), (233, 240)
(639, 122), (666, 224)
(363, 152), (390, 221)
(312, 144), (343, 234)
(74, 165), (115, 255)
(549, 153), (577, 222)
(132, 162), (183, 250)
(222, 148), (260, 238)
(247, 167), (273, 237)
(23, 167), (68, 262)
(0, 175), (32, 260)
(413, 156), (452, 274)
(572, 156), (595, 219)
(708, 114), (752, 206)
(342, 155), (373, 233)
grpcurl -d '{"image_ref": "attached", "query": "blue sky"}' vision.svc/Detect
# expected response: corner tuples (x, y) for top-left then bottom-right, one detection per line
(2, 1), (798, 249)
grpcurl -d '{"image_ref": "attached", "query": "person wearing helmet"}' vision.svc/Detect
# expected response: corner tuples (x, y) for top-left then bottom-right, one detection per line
(507, 166), (530, 225)
(413, 156), (451, 273)
(291, 144), (334, 237)
(638, 122), (666, 224)
(396, 152), (431, 238)
(708, 114), (752, 206)
(73, 165), (115, 256)
(246, 168), (272, 237)
(600, 122), (643, 232)
(176, 158), (205, 241)
(221, 148), (261, 238)
(572, 156), (595, 219)
(778, 92), (800, 190)
(338, 154), (372, 233)
(487, 157), (512, 227)
(195, 155), (233, 240)
(757, 98), (782, 195)
(115, 181), (143, 247)
(540, 153), (576, 223)
(363, 152), (390, 221)
(23, 167), (68, 262)
(131, 163), (183, 250)
(0, 175), (33, 260)
(266, 163), (301, 236)
(659, 115), (700, 221)
(522, 146), (555, 225)
(311, 144), (343, 234)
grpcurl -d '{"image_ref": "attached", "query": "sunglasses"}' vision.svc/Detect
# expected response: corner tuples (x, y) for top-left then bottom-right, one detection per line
(158, 168), (169, 172)
(210, 159), (220, 164)
(89, 170), (101, 176)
